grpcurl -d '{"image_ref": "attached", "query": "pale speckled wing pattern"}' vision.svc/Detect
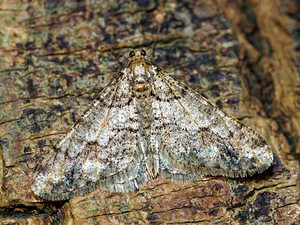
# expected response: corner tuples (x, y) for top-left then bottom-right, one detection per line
(31, 70), (149, 200)
(31, 49), (273, 200)
(151, 73), (273, 180)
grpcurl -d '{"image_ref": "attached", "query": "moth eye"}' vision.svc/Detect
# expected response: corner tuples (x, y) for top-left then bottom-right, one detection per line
(141, 49), (146, 56)
(129, 51), (135, 57)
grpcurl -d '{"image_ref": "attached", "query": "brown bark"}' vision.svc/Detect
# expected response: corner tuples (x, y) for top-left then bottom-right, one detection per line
(0, 0), (299, 224)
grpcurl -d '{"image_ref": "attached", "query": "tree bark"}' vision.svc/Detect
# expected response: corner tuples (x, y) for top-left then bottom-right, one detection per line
(0, 0), (299, 224)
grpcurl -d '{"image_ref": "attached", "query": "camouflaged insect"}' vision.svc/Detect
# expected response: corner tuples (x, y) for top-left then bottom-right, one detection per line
(31, 49), (273, 200)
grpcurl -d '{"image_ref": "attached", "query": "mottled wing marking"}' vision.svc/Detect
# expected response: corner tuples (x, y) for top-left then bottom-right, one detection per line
(152, 71), (273, 179)
(31, 49), (273, 200)
(31, 74), (148, 200)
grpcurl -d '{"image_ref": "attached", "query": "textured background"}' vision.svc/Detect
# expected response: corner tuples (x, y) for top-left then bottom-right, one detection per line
(0, 0), (299, 224)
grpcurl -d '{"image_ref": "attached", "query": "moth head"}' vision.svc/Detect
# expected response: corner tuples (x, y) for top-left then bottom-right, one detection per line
(127, 49), (150, 69)
(129, 49), (147, 59)
(127, 49), (152, 92)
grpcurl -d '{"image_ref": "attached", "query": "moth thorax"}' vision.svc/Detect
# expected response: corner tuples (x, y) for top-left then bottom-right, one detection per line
(132, 64), (150, 93)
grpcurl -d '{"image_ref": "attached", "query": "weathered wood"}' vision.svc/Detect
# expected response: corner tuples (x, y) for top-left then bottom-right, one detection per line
(0, 0), (299, 224)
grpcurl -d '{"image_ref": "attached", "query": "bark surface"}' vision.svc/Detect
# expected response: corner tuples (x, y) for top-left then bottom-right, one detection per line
(0, 0), (299, 224)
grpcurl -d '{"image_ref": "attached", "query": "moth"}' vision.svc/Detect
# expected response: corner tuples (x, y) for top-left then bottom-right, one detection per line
(31, 49), (273, 200)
